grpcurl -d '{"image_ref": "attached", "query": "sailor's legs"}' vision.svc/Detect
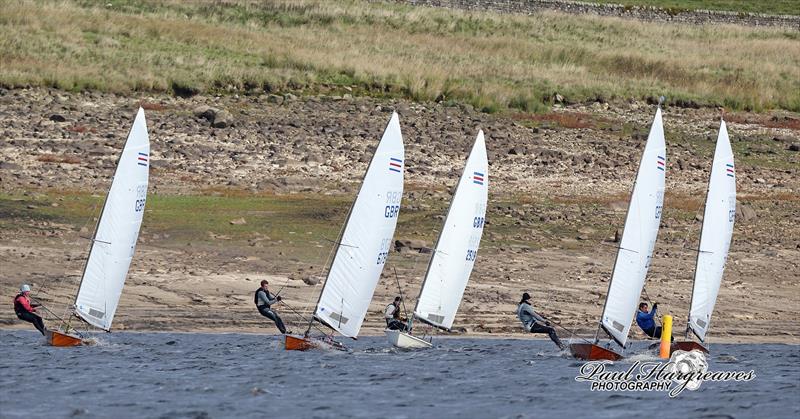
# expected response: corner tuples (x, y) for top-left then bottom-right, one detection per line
(386, 319), (408, 332)
(17, 312), (46, 336)
(258, 307), (287, 334)
(644, 326), (673, 341)
(529, 323), (564, 349)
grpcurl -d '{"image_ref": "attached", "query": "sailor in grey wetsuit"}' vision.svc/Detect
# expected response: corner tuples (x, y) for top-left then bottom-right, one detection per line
(517, 292), (565, 350)
(255, 280), (287, 334)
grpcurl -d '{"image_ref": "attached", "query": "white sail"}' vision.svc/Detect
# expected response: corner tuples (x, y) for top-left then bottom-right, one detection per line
(314, 112), (404, 338)
(601, 107), (666, 347)
(413, 131), (488, 330)
(688, 120), (736, 342)
(75, 108), (150, 331)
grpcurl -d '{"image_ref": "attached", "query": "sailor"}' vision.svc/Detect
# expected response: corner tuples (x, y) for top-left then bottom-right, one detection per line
(384, 296), (408, 331)
(517, 292), (565, 350)
(254, 280), (287, 334)
(636, 302), (662, 338)
(13, 284), (46, 336)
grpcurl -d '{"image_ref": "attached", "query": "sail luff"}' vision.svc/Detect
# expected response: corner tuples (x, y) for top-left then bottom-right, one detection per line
(313, 112), (404, 338)
(599, 107), (666, 347)
(410, 137), (473, 325)
(307, 167), (362, 334)
(413, 131), (488, 330)
(687, 120), (735, 342)
(74, 108), (149, 331)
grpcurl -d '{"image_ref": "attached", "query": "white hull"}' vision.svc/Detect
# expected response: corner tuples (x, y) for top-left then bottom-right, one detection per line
(385, 329), (433, 349)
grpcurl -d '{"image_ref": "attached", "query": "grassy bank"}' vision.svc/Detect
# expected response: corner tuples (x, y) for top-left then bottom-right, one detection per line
(592, 0), (800, 16)
(1, 0), (798, 112)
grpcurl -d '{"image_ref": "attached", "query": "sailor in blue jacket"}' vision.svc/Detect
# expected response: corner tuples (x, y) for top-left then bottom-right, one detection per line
(636, 302), (662, 338)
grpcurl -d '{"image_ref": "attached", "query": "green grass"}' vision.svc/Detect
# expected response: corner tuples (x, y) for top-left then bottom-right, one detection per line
(0, 191), (455, 262)
(0, 0), (798, 112)
(592, 0), (800, 16)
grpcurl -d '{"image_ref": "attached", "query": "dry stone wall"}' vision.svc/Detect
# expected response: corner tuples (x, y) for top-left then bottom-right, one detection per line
(384, 0), (800, 29)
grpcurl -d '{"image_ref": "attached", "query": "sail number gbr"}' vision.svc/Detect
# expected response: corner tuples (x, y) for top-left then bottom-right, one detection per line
(384, 191), (402, 218)
(134, 184), (147, 212)
(465, 235), (480, 261)
(376, 237), (392, 265)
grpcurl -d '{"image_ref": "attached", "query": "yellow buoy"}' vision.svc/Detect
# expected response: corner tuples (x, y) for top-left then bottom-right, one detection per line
(659, 314), (673, 358)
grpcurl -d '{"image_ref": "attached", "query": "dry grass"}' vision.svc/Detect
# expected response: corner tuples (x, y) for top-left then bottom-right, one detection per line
(0, 0), (798, 112)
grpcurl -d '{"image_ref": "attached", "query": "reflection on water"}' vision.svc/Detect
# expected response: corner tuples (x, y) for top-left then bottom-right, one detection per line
(1, 331), (797, 418)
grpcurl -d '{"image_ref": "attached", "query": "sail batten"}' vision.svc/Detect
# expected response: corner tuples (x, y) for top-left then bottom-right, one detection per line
(74, 108), (149, 331)
(687, 120), (736, 342)
(599, 108), (666, 347)
(313, 112), (404, 338)
(413, 131), (488, 330)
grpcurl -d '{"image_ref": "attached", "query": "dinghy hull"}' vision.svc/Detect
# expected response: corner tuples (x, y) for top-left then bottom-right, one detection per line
(285, 334), (316, 351)
(46, 330), (84, 347)
(284, 334), (348, 352)
(671, 341), (709, 354)
(385, 330), (432, 349)
(569, 343), (623, 361)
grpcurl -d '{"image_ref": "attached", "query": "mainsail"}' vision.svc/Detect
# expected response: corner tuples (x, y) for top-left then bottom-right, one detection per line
(74, 107), (150, 331)
(600, 107), (666, 347)
(413, 131), (488, 330)
(313, 112), (405, 338)
(687, 120), (736, 342)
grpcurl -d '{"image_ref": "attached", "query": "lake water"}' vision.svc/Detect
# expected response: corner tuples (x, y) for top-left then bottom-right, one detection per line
(1, 331), (798, 418)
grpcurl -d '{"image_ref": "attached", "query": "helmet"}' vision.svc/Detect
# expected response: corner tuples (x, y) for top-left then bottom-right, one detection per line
(20, 284), (31, 293)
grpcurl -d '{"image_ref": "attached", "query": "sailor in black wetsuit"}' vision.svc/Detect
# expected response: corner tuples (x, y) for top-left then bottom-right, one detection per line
(254, 280), (287, 334)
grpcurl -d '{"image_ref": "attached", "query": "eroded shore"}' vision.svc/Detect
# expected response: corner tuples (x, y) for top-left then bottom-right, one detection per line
(1, 88), (798, 343)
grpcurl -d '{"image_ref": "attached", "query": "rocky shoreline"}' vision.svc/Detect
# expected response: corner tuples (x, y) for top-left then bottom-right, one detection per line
(1, 88), (798, 343)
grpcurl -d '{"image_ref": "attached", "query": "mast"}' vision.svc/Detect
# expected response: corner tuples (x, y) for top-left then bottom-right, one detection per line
(72, 108), (142, 331)
(306, 179), (360, 335)
(686, 116), (734, 343)
(411, 131), (487, 333)
(306, 111), (402, 337)
(410, 167), (463, 332)
(595, 103), (664, 348)
(684, 121), (720, 340)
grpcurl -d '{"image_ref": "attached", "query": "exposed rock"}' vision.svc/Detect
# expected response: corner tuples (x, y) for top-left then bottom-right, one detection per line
(736, 203), (757, 222)
(212, 110), (234, 128)
(49, 114), (66, 122)
(394, 239), (428, 252)
(193, 105), (218, 121)
(302, 275), (321, 286)
(229, 217), (247, 225)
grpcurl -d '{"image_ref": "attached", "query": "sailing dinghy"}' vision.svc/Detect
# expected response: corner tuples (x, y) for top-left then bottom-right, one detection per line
(569, 105), (666, 360)
(386, 131), (488, 349)
(46, 107), (150, 347)
(285, 112), (404, 351)
(672, 119), (735, 355)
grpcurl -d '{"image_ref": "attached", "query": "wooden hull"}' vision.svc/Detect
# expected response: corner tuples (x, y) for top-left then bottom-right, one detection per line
(569, 343), (623, 361)
(285, 334), (316, 351)
(284, 334), (348, 352)
(46, 330), (84, 347)
(671, 341), (709, 355)
(385, 330), (432, 349)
